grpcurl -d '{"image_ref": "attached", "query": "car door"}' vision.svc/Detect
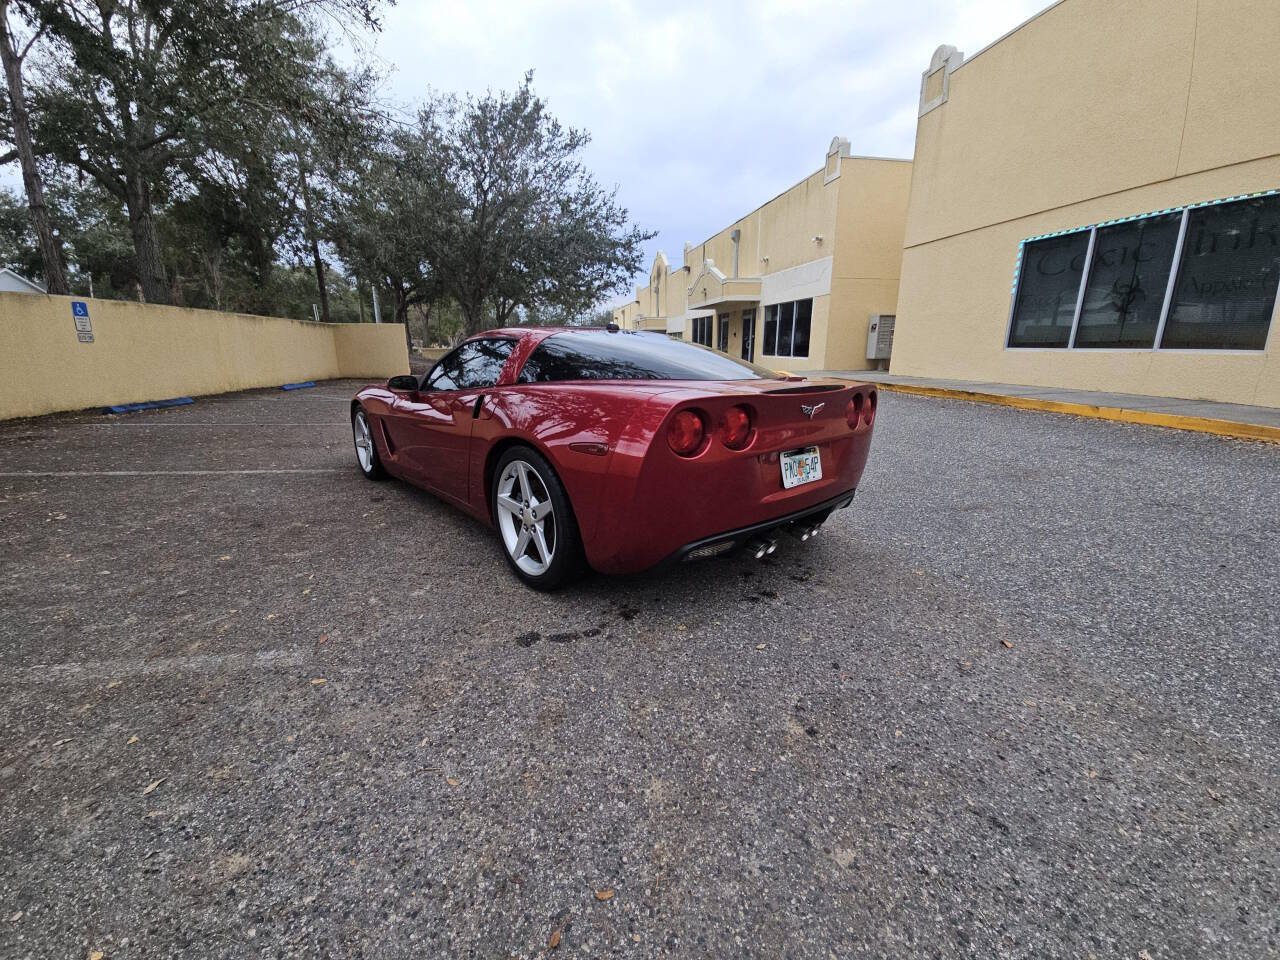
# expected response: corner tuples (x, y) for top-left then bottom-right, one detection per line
(386, 338), (516, 504)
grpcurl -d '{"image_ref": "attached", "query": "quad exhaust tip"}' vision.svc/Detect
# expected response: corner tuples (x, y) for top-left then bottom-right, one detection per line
(746, 537), (778, 560)
(788, 521), (823, 542)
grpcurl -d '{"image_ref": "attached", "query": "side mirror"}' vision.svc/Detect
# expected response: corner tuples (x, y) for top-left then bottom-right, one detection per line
(387, 375), (419, 392)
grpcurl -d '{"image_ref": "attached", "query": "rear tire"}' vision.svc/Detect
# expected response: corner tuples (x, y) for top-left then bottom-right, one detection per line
(491, 446), (585, 591)
(352, 407), (387, 480)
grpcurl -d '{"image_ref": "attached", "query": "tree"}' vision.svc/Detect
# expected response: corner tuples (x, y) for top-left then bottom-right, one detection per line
(328, 131), (439, 337)
(0, 0), (68, 292)
(26, 0), (384, 304)
(402, 73), (652, 335)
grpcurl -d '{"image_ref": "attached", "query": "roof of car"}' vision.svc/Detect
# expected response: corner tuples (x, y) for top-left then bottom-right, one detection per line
(473, 325), (644, 342)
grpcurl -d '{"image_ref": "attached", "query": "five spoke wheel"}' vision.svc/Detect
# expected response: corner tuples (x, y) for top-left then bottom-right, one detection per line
(352, 407), (385, 479)
(495, 459), (556, 576)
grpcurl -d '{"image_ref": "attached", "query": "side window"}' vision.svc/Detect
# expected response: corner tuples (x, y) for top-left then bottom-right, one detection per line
(425, 339), (516, 391)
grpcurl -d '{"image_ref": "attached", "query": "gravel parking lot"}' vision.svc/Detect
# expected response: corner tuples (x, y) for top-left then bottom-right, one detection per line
(1, 382), (1277, 959)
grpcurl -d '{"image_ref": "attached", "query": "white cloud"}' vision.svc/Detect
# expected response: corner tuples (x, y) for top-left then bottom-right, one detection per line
(359, 0), (1051, 302)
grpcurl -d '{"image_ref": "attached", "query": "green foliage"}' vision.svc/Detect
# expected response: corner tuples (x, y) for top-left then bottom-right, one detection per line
(0, 4), (651, 330)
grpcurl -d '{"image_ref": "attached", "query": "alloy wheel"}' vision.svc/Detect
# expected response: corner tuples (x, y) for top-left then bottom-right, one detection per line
(495, 459), (556, 576)
(353, 410), (374, 472)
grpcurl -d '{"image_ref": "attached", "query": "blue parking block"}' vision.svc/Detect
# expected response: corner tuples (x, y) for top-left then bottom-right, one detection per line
(104, 397), (195, 414)
(280, 381), (316, 391)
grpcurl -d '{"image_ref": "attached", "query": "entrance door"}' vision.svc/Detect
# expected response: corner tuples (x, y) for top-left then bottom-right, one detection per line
(740, 309), (756, 362)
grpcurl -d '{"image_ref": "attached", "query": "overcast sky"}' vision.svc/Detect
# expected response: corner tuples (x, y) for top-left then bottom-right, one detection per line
(360, 0), (1049, 305)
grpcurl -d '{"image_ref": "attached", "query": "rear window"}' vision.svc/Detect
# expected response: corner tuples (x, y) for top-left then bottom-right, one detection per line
(517, 332), (776, 383)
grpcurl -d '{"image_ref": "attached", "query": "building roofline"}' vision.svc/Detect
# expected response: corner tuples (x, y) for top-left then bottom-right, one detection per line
(685, 153), (911, 254)
(0, 266), (47, 293)
(953, 0), (1069, 74)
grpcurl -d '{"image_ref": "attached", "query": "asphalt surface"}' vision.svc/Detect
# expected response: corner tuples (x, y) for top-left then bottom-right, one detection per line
(1, 381), (1277, 959)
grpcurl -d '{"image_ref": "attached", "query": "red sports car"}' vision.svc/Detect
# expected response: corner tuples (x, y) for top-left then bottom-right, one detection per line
(351, 327), (877, 589)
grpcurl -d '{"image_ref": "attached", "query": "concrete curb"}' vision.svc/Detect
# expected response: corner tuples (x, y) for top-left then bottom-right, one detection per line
(871, 382), (1280, 444)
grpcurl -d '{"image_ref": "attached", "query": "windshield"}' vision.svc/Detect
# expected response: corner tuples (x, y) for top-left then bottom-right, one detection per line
(517, 331), (781, 382)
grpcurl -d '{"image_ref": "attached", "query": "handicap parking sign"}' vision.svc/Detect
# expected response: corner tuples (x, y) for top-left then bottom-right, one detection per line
(71, 300), (93, 341)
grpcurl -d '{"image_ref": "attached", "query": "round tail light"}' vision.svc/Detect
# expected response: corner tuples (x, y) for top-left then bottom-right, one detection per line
(667, 409), (706, 456)
(845, 393), (864, 429)
(864, 390), (877, 426)
(718, 405), (752, 450)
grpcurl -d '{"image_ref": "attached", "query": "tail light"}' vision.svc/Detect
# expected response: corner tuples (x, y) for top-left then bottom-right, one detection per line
(667, 409), (706, 456)
(864, 390), (877, 426)
(718, 405), (753, 450)
(845, 393), (864, 429)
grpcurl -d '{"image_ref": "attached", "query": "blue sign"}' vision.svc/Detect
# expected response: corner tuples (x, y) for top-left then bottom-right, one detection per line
(71, 300), (93, 341)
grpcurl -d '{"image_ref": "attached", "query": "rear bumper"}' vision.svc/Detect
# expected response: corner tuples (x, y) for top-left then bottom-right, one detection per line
(657, 487), (856, 569)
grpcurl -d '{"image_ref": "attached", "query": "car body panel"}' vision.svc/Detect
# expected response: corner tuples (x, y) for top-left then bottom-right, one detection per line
(353, 328), (877, 575)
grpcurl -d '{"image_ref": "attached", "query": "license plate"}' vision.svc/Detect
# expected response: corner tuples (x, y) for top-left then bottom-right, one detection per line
(780, 447), (822, 489)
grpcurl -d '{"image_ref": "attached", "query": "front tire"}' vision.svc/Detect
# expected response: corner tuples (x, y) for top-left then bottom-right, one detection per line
(352, 407), (386, 480)
(491, 446), (585, 591)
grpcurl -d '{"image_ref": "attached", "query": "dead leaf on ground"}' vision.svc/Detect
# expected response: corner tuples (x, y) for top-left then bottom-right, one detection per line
(1000, 638), (1014, 649)
(755, 643), (766, 650)
(310, 678), (327, 686)
(547, 928), (561, 949)
(218, 555), (232, 561)
(88, 951), (104, 960)
(9, 911), (21, 922)
(446, 777), (459, 787)
(1138, 951), (1155, 960)
(127, 735), (139, 745)
(142, 778), (165, 796)
(594, 888), (614, 901)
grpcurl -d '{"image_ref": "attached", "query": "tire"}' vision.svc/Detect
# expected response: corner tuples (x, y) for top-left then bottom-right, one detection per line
(491, 446), (585, 591)
(352, 407), (387, 480)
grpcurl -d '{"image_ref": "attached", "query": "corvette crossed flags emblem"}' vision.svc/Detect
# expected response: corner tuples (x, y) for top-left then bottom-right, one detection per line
(800, 402), (825, 419)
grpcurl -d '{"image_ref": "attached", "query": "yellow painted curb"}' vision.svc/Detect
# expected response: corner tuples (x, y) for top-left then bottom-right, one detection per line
(869, 382), (1280, 444)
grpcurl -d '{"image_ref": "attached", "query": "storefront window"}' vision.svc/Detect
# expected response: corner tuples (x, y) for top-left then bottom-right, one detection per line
(1160, 194), (1280, 351)
(1076, 212), (1182, 349)
(1008, 190), (1279, 352)
(1008, 231), (1090, 347)
(762, 299), (812, 357)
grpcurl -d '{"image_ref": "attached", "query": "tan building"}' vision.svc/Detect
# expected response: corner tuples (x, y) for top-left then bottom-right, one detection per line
(615, 139), (911, 372)
(893, 0), (1280, 407)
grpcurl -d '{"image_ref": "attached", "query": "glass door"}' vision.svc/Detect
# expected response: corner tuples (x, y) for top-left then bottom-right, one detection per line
(740, 309), (756, 362)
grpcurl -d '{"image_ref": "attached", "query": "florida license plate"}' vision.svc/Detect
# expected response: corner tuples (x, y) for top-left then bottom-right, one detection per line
(780, 447), (822, 489)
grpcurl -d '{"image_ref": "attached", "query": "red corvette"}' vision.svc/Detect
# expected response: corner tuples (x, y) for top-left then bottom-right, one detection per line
(351, 327), (877, 589)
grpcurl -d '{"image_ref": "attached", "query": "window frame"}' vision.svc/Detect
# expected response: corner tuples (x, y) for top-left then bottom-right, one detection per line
(1005, 189), (1280, 354)
(761, 298), (813, 358)
(423, 336), (518, 391)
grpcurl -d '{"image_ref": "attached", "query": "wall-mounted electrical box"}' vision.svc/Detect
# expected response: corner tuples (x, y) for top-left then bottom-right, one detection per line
(867, 314), (895, 362)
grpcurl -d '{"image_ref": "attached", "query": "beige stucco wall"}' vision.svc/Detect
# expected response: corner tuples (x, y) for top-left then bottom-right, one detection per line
(635, 153), (909, 371)
(894, 0), (1280, 406)
(0, 293), (409, 420)
(825, 158), (912, 369)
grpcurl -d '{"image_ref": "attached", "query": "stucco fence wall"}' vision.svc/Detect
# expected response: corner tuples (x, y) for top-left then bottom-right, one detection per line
(0, 292), (409, 420)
